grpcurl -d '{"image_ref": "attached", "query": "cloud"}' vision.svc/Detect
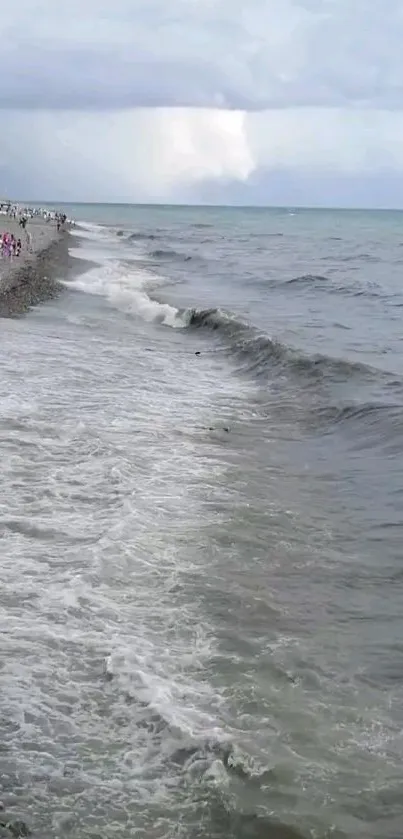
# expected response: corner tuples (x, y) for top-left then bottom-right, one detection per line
(1, 0), (403, 111)
(0, 108), (254, 202)
(2, 107), (403, 207)
(1, 2), (403, 207)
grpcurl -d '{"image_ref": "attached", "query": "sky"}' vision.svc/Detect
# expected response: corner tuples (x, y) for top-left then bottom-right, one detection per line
(2, 0), (403, 207)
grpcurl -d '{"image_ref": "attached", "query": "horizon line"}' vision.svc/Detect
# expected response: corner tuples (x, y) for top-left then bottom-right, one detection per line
(12, 199), (403, 212)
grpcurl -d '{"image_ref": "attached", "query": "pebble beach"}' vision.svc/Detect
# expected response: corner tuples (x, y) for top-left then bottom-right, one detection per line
(0, 214), (71, 315)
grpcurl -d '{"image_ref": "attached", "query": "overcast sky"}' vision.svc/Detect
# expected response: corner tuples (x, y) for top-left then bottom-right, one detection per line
(2, 0), (403, 206)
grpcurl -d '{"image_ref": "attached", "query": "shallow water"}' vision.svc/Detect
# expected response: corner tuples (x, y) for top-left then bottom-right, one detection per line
(1, 205), (403, 838)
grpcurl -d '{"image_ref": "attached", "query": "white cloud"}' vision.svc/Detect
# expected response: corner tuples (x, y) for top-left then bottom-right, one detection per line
(0, 109), (254, 201)
(2, 1), (403, 206)
(2, 107), (403, 206)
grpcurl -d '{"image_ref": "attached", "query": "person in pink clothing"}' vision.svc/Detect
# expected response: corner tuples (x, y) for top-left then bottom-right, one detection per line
(1, 232), (13, 258)
(1, 232), (8, 257)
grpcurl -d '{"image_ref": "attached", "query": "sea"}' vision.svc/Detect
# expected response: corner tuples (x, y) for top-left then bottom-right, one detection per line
(1, 204), (403, 839)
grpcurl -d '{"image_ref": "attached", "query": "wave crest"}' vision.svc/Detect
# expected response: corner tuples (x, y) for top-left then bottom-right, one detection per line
(128, 231), (157, 242)
(286, 274), (328, 285)
(184, 307), (376, 383)
(149, 248), (192, 262)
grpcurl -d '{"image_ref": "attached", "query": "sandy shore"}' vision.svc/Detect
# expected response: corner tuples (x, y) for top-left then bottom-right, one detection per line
(0, 217), (69, 316)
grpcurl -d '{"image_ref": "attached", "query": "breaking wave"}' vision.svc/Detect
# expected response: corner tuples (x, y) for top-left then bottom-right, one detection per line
(67, 255), (389, 387)
(183, 306), (380, 383)
(66, 239), (393, 392)
(103, 659), (317, 839)
(68, 226), (399, 404)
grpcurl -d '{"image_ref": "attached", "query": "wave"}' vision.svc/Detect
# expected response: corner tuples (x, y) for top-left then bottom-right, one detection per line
(250, 232), (284, 238)
(68, 260), (377, 384)
(284, 273), (385, 300)
(127, 231), (157, 242)
(106, 227), (158, 241)
(66, 260), (185, 328)
(286, 274), (328, 285)
(340, 253), (381, 263)
(308, 401), (403, 449)
(159, 734), (313, 837)
(149, 247), (193, 262)
(105, 658), (312, 839)
(313, 400), (402, 425)
(196, 803), (314, 839)
(117, 231), (194, 262)
(67, 234), (390, 389)
(184, 307), (378, 383)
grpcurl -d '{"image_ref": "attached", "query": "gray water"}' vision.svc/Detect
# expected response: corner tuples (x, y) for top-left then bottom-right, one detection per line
(1, 205), (403, 838)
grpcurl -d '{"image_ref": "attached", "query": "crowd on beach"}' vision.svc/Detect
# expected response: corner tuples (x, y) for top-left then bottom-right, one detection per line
(0, 200), (75, 262)
(1, 200), (74, 225)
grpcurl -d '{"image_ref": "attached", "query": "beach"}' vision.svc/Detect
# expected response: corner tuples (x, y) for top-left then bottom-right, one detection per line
(0, 217), (70, 316)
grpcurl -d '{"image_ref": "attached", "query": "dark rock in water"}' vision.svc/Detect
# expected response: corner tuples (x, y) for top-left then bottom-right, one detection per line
(207, 426), (230, 433)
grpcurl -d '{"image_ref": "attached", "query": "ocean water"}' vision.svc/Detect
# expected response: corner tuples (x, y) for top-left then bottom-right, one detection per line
(1, 204), (403, 839)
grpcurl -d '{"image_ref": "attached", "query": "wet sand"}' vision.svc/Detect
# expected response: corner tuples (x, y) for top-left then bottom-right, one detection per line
(0, 218), (69, 316)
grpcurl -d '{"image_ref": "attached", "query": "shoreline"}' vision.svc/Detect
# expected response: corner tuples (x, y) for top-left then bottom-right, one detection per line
(0, 222), (93, 316)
